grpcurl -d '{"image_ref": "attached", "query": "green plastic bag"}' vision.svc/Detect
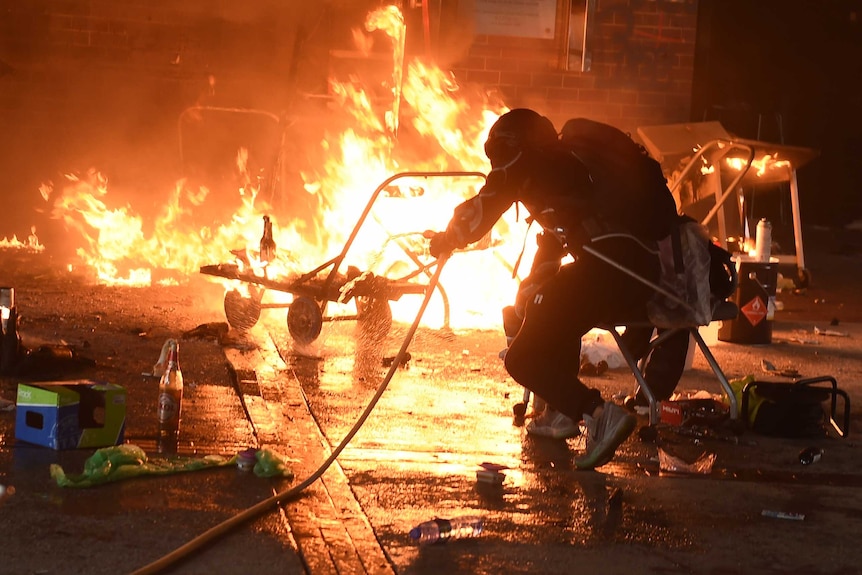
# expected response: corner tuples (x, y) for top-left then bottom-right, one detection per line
(50, 444), (294, 488)
(252, 447), (294, 479)
(50, 444), (236, 488)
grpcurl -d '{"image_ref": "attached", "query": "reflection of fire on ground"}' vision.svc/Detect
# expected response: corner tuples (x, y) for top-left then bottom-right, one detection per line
(41, 5), (535, 331)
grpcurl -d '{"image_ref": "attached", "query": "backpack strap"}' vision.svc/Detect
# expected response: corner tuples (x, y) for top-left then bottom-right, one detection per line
(670, 221), (684, 275)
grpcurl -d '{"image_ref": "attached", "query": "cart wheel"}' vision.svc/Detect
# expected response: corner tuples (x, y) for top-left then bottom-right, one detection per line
(224, 289), (261, 332)
(287, 296), (323, 344)
(356, 296), (393, 341)
(794, 267), (812, 289)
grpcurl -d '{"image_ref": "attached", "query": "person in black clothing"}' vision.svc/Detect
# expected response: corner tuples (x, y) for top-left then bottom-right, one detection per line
(428, 108), (686, 469)
(504, 229), (692, 425)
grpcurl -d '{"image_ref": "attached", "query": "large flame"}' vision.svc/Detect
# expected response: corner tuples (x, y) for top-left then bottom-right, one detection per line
(47, 5), (539, 331)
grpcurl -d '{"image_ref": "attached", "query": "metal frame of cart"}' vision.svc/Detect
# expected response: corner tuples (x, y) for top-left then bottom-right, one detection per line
(637, 121), (819, 287)
(201, 171), (487, 344)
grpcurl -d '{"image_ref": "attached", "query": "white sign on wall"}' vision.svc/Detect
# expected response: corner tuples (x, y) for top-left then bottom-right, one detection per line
(473, 0), (557, 39)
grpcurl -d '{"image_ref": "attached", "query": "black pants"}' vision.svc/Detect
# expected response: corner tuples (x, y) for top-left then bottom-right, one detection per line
(504, 235), (665, 421)
(619, 325), (691, 403)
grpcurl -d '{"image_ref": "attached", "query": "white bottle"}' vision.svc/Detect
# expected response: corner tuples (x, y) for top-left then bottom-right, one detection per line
(754, 218), (772, 262)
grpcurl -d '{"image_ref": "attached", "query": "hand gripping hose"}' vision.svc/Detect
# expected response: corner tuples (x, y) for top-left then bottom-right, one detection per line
(130, 254), (449, 575)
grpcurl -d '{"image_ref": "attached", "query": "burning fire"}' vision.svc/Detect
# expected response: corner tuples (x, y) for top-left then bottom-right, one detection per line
(725, 153), (792, 177)
(0, 227), (43, 253)
(45, 5), (538, 331)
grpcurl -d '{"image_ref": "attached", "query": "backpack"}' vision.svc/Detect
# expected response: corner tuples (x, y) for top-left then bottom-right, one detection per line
(647, 215), (736, 328)
(559, 119), (736, 327)
(559, 118), (678, 242)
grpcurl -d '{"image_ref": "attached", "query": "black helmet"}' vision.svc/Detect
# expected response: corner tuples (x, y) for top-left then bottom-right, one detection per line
(484, 108), (558, 168)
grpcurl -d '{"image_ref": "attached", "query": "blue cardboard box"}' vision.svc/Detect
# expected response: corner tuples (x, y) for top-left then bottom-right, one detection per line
(15, 380), (126, 449)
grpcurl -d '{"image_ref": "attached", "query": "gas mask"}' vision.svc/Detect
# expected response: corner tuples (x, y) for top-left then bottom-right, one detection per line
(484, 131), (523, 170)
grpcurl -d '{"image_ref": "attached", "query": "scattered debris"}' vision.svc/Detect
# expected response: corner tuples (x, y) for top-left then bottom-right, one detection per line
(787, 332), (820, 345)
(762, 510), (805, 521)
(476, 462), (507, 485)
(382, 352), (411, 368)
(581, 331), (625, 368)
(579, 358), (609, 376)
(814, 326), (849, 337)
(183, 322), (230, 341)
(799, 446), (824, 465)
(236, 448), (258, 471)
(660, 397), (729, 427)
(15, 344), (95, 379)
(760, 359), (801, 378)
(673, 425), (755, 445)
(658, 448), (716, 475)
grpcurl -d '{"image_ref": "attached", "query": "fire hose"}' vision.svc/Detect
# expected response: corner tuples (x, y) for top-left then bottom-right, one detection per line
(130, 253), (449, 575)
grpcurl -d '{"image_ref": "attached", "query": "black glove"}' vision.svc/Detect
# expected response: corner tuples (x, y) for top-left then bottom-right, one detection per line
(428, 231), (455, 258)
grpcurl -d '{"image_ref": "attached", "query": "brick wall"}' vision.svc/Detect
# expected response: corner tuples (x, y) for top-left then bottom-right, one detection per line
(0, 0), (339, 237)
(0, 0), (699, 241)
(0, 1), (313, 148)
(449, 0), (700, 135)
(0, 1), (698, 170)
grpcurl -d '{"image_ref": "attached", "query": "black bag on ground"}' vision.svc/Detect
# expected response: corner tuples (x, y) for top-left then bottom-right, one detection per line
(752, 392), (828, 437)
(736, 376), (830, 437)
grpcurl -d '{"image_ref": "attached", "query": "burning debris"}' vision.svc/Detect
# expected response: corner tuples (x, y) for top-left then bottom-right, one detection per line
(41, 5), (532, 331)
(0, 226), (43, 253)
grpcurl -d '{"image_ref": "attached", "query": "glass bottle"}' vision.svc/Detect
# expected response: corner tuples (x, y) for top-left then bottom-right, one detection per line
(259, 215), (276, 264)
(157, 340), (183, 444)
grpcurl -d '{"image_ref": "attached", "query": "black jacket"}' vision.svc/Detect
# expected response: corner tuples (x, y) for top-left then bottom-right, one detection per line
(441, 144), (596, 255)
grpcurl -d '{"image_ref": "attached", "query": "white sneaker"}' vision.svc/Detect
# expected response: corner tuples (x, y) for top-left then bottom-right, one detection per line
(574, 402), (637, 469)
(526, 409), (581, 439)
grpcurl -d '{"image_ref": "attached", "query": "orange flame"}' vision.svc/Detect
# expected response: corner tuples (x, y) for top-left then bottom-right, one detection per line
(0, 228), (43, 253)
(725, 154), (792, 176)
(48, 5), (537, 330)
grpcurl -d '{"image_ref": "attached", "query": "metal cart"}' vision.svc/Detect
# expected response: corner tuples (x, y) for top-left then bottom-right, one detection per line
(637, 121), (819, 287)
(200, 170), (486, 344)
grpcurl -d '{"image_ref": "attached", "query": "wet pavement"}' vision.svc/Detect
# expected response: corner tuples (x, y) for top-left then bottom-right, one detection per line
(3, 229), (862, 574)
(265, 315), (862, 575)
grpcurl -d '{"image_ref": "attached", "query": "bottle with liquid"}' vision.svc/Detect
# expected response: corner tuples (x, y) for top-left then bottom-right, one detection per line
(799, 446), (823, 465)
(408, 515), (484, 545)
(259, 215), (276, 264)
(157, 340), (183, 442)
